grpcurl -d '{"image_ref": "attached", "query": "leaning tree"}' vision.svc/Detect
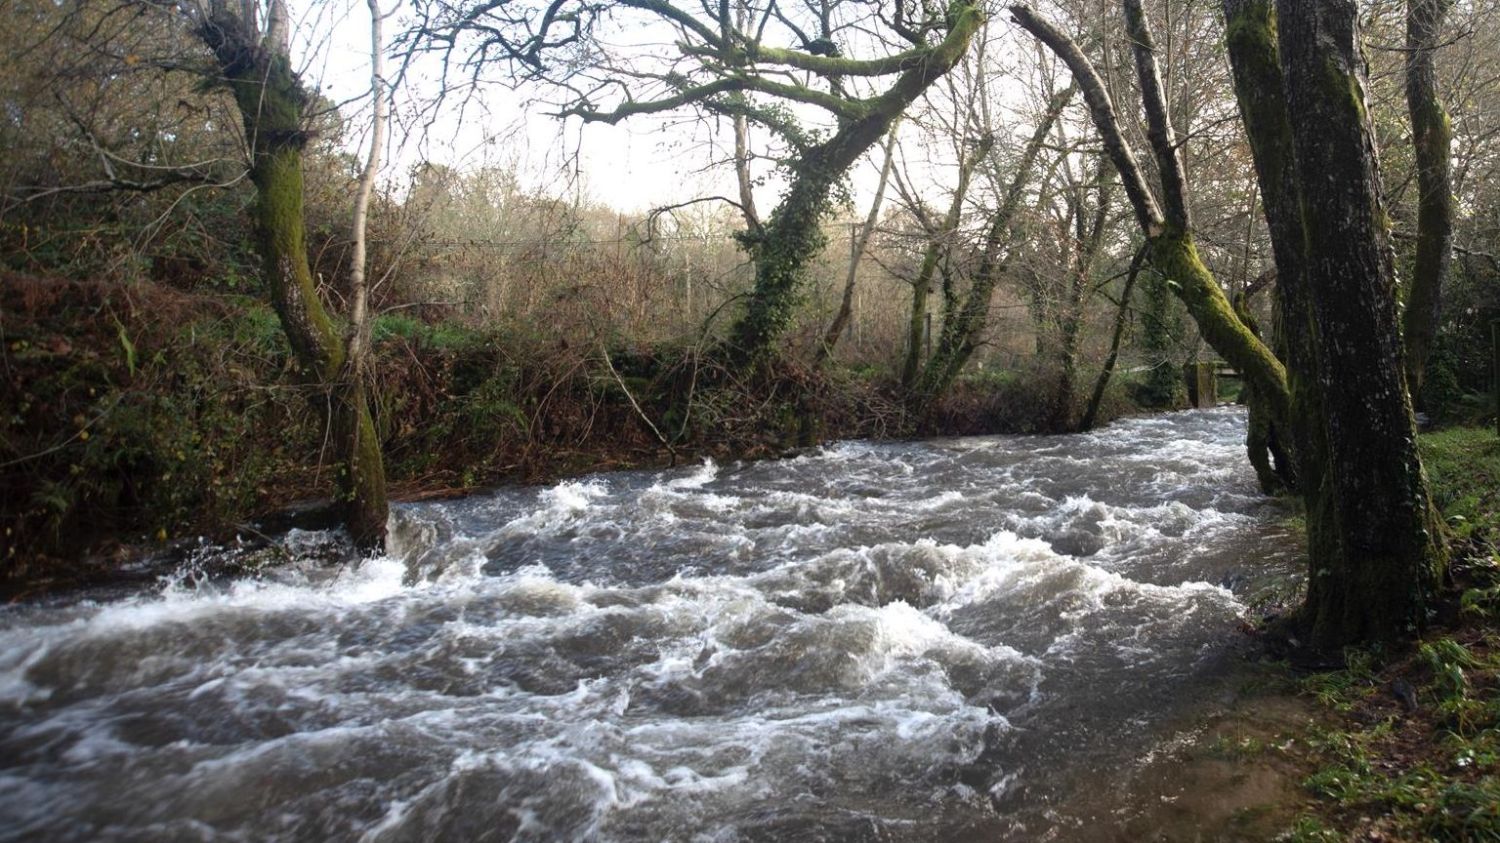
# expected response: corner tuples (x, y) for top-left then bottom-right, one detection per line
(142, 0), (390, 549)
(409, 0), (982, 364)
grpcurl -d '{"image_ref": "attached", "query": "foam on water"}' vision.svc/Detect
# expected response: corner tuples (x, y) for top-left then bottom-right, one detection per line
(0, 408), (1301, 841)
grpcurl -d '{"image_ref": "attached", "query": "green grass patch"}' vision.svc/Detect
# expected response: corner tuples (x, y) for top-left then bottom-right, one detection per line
(1292, 633), (1500, 841)
(1420, 427), (1500, 549)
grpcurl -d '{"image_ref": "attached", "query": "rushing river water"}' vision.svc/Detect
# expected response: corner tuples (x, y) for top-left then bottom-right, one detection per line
(0, 408), (1303, 841)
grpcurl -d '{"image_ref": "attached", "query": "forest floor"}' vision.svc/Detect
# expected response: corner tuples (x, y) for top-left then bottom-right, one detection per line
(1273, 428), (1500, 841)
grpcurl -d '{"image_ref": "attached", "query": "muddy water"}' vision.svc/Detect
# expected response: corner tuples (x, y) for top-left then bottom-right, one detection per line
(0, 408), (1302, 841)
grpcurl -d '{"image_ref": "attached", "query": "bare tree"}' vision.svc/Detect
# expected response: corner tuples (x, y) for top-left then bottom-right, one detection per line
(1009, 2), (1290, 428)
(411, 0), (984, 364)
(908, 83), (1073, 406)
(819, 121), (899, 362)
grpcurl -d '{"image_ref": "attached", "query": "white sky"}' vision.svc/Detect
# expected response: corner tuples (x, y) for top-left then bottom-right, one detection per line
(284, 0), (1040, 222)
(290, 0), (780, 214)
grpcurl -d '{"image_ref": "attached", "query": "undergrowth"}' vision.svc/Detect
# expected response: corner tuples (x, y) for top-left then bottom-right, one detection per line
(1286, 427), (1500, 841)
(3, 272), (1134, 593)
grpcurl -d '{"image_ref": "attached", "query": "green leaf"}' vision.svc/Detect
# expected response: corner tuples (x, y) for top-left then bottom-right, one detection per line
(115, 320), (137, 377)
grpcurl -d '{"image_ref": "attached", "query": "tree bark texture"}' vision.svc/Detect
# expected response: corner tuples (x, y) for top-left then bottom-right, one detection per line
(1401, 0), (1455, 400)
(1278, 0), (1446, 647)
(1234, 291), (1288, 494)
(1222, 0), (1328, 548)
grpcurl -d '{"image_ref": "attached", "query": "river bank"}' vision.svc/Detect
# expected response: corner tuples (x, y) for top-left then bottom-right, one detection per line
(2, 272), (1140, 599)
(1274, 428), (1500, 840)
(7, 273), (1498, 840)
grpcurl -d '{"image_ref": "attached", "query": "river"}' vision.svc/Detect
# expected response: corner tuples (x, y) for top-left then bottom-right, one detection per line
(0, 407), (1303, 841)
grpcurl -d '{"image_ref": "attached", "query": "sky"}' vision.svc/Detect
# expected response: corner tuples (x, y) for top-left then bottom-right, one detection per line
(281, 0), (1043, 225)
(289, 0), (776, 214)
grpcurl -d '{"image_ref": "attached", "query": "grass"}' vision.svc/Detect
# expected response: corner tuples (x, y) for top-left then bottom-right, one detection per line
(1285, 426), (1500, 841)
(1420, 427), (1500, 550)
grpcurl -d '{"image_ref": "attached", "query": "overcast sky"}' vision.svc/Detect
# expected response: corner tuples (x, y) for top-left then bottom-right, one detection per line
(288, 0), (786, 214)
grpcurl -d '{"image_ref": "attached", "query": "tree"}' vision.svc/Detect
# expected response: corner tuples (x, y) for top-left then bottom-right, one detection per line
(1220, 0), (1330, 564)
(1046, 155), (1112, 430)
(1275, 0), (1446, 647)
(907, 83), (1073, 407)
(1009, 2), (1292, 433)
(1401, 0), (1456, 400)
(1016, 0), (1449, 647)
(176, 0), (389, 549)
(413, 0), (982, 364)
(818, 122), (899, 362)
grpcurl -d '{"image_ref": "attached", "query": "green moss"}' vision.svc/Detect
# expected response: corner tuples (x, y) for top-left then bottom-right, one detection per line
(1149, 232), (1289, 423)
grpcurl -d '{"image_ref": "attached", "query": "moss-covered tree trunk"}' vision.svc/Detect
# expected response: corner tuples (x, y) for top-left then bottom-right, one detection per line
(1278, 0), (1446, 647)
(1402, 0), (1456, 401)
(1138, 267), (1184, 408)
(727, 3), (981, 364)
(1009, 5), (1293, 436)
(1147, 231), (1289, 422)
(1222, 0), (1330, 566)
(200, 4), (388, 550)
(1233, 291), (1288, 494)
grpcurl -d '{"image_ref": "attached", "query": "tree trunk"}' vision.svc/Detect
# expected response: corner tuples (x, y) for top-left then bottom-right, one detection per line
(1401, 0), (1456, 401)
(1278, 0), (1446, 648)
(900, 134), (992, 388)
(201, 3), (388, 550)
(1138, 266), (1183, 408)
(1080, 245), (1146, 431)
(820, 124), (899, 363)
(1222, 0), (1324, 540)
(726, 3), (982, 364)
(1009, 5), (1292, 433)
(1050, 167), (1111, 431)
(1146, 231), (1288, 422)
(1234, 291), (1289, 494)
(910, 84), (1072, 407)
(340, 0), (392, 551)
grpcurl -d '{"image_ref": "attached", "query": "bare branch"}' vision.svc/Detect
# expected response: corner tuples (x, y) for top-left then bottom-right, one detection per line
(1121, 0), (1190, 229)
(1007, 4), (1165, 237)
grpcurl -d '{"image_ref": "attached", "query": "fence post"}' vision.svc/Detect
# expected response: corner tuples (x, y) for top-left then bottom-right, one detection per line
(1183, 361), (1217, 409)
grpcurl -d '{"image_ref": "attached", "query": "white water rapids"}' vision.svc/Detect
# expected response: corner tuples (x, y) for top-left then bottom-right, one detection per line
(0, 408), (1302, 841)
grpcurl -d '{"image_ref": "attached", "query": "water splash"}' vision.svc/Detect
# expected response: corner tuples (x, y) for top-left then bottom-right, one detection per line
(0, 408), (1299, 841)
